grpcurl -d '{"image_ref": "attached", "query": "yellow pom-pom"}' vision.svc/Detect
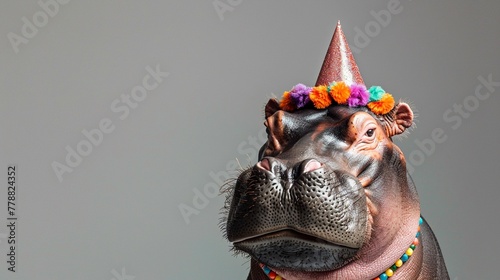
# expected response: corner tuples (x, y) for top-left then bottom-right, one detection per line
(367, 93), (395, 115)
(310, 85), (332, 109)
(329, 81), (350, 104)
(279, 91), (296, 111)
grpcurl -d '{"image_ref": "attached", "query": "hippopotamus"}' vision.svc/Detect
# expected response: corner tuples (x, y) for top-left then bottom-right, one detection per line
(222, 22), (449, 280)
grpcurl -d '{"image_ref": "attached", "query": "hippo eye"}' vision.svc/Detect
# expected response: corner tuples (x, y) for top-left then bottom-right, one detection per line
(365, 128), (375, 137)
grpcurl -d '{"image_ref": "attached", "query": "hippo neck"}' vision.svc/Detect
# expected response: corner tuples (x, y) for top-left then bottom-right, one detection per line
(254, 219), (423, 280)
(249, 212), (423, 280)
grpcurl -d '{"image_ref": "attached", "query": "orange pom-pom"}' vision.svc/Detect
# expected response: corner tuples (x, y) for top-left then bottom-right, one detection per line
(329, 81), (351, 104)
(309, 85), (331, 109)
(367, 93), (395, 115)
(280, 91), (296, 111)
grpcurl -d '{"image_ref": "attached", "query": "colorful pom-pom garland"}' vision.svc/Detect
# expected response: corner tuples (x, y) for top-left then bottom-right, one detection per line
(279, 82), (395, 115)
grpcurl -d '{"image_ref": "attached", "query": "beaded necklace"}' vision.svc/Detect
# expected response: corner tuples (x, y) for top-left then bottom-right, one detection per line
(259, 217), (423, 280)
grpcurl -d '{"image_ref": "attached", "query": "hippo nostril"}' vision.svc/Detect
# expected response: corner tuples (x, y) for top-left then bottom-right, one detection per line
(257, 158), (271, 171)
(302, 159), (322, 173)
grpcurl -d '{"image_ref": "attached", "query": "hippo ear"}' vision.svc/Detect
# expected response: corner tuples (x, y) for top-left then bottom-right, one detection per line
(264, 98), (281, 118)
(383, 102), (414, 136)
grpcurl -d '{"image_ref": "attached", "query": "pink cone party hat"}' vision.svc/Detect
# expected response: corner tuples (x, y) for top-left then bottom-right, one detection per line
(316, 21), (364, 86)
(279, 21), (396, 115)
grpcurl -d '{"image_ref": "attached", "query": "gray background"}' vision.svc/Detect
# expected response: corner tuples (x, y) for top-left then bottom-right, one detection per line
(1, 0), (499, 279)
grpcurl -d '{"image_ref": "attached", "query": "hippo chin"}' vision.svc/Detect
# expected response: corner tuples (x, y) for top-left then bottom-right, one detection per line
(221, 22), (449, 280)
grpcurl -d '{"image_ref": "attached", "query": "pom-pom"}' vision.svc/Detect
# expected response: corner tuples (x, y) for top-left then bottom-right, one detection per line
(310, 85), (332, 109)
(347, 84), (369, 107)
(329, 81), (350, 104)
(289, 83), (312, 109)
(367, 93), (395, 115)
(279, 91), (296, 111)
(368, 86), (386, 102)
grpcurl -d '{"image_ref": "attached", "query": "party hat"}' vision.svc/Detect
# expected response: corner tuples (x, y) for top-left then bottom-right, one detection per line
(278, 21), (395, 115)
(316, 21), (364, 86)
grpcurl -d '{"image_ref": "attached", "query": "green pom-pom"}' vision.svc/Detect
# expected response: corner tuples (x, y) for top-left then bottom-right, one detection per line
(327, 81), (337, 94)
(368, 86), (385, 102)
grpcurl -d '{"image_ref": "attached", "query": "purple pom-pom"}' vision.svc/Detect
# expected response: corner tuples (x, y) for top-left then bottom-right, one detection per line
(290, 83), (312, 108)
(347, 83), (369, 107)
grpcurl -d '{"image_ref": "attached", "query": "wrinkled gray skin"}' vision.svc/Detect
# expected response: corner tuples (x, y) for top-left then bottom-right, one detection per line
(223, 100), (449, 279)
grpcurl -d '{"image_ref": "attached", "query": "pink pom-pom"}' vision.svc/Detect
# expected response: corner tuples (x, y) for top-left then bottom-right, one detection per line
(347, 84), (369, 107)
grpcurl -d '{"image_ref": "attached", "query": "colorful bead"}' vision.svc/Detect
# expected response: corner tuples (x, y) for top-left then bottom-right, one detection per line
(379, 273), (388, 280)
(406, 248), (414, 256)
(260, 265), (287, 280)
(385, 269), (394, 277)
(395, 259), (403, 267)
(391, 264), (397, 271)
(401, 254), (409, 262)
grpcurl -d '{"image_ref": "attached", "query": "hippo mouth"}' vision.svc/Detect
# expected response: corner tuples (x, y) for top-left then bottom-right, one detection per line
(234, 229), (358, 271)
(225, 160), (369, 272)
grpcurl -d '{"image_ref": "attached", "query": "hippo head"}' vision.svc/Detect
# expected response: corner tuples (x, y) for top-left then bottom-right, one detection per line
(221, 22), (424, 279)
(223, 98), (417, 274)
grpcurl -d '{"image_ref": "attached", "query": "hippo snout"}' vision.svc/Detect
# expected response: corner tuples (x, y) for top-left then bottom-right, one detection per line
(226, 157), (369, 271)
